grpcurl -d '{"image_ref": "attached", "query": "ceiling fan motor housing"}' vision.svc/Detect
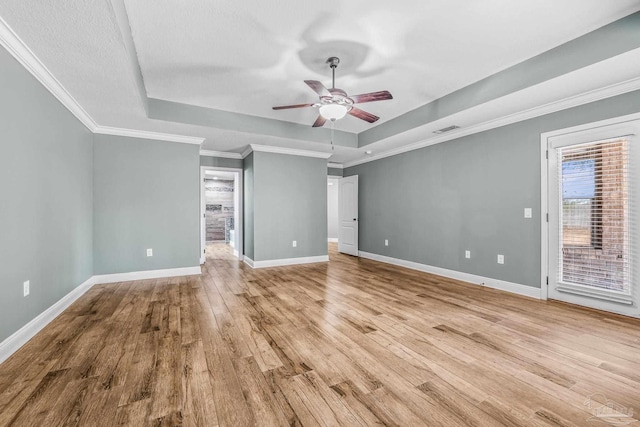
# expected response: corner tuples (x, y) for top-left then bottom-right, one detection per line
(322, 88), (354, 110)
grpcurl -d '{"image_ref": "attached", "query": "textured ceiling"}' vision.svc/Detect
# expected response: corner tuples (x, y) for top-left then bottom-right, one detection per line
(124, 0), (640, 132)
(0, 1), (639, 164)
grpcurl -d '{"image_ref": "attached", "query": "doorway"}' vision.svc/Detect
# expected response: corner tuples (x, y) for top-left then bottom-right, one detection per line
(541, 114), (639, 317)
(200, 167), (243, 263)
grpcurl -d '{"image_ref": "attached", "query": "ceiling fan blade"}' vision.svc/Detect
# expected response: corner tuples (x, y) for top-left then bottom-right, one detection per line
(350, 90), (393, 104)
(348, 107), (379, 123)
(305, 80), (331, 97)
(312, 115), (327, 127)
(272, 103), (315, 110)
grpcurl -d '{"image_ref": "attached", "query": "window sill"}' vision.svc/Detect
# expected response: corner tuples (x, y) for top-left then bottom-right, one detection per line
(556, 283), (633, 305)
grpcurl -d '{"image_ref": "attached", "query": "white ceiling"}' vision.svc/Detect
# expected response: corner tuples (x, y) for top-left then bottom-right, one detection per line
(125, 0), (640, 132)
(0, 0), (639, 164)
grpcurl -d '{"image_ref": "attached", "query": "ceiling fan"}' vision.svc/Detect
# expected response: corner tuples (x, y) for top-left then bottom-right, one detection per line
(272, 57), (393, 127)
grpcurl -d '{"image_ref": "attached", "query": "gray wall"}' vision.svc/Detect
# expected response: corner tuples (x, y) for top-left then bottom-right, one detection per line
(200, 155), (243, 169)
(328, 167), (343, 177)
(346, 90), (640, 288)
(0, 47), (94, 342)
(93, 135), (200, 274)
(243, 153), (255, 260)
(328, 177), (339, 240)
(252, 152), (327, 261)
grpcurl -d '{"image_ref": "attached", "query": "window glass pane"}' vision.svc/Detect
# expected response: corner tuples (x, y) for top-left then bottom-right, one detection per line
(562, 199), (591, 246)
(562, 159), (595, 198)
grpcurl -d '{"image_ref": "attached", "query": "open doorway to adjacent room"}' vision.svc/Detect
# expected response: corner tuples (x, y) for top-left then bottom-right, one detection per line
(200, 167), (243, 263)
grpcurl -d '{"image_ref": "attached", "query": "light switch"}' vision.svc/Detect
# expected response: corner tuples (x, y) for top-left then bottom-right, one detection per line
(385, 239), (389, 246)
(524, 208), (532, 218)
(292, 240), (297, 247)
(465, 250), (471, 259)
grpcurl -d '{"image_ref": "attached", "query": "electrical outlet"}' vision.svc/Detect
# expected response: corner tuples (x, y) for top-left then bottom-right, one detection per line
(23, 280), (29, 297)
(292, 240), (297, 248)
(465, 250), (471, 259)
(385, 239), (389, 246)
(147, 248), (153, 257)
(524, 208), (532, 218)
(497, 254), (504, 264)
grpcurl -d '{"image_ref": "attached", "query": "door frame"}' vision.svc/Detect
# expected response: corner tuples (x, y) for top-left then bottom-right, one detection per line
(200, 166), (243, 264)
(540, 112), (640, 303)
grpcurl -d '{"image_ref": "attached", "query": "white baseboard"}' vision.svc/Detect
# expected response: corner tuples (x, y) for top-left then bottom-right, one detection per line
(93, 266), (202, 284)
(0, 275), (96, 364)
(244, 255), (329, 269)
(358, 251), (541, 299)
(327, 238), (338, 243)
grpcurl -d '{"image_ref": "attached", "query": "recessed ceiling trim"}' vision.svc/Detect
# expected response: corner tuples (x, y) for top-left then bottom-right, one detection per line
(344, 76), (640, 168)
(109, 0), (149, 115)
(327, 162), (344, 169)
(200, 150), (243, 159)
(243, 144), (332, 159)
(0, 15), (208, 146)
(95, 126), (204, 145)
(357, 11), (640, 148)
(148, 98), (359, 148)
(0, 15), (97, 131)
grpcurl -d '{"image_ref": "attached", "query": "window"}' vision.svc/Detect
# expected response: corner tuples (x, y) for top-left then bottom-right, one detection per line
(562, 157), (601, 248)
(558, 138), (629, 293)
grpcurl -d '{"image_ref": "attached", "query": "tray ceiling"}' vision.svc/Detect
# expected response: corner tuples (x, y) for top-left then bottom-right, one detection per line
(0, 0), (639, 164)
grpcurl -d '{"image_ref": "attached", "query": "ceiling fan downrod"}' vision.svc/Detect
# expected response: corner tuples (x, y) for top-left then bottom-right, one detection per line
(327, 56), (340, 89)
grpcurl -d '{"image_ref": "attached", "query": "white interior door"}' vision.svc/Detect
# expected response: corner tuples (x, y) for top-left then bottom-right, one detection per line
(339, 175), (359, 256)
(546, 119), (639, 317)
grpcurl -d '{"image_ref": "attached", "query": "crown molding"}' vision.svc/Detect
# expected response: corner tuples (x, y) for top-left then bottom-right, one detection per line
(95, 126), (204, 145)
(0, 15), (98, 131)
(242, 144), (333, 159)
(327, 162), (344, 169)
(241, 146), (254, 158)
(344, 76), (640, 168)
(0, 16), (208, 146)
(199, 149), (243, 159)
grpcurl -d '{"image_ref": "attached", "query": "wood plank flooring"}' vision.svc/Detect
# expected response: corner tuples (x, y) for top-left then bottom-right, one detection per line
(1, 243), (640, 426)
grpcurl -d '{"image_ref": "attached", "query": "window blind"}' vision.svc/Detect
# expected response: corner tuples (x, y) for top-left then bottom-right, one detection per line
(557, 137), (631, 295)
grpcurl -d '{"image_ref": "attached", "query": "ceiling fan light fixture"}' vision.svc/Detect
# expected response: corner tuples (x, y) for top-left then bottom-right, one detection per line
(272, 56), (392, 127)
(319, 104), (349, 120)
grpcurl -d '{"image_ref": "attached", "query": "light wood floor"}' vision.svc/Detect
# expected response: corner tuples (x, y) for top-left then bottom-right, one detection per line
(1, 243), (640, 426)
